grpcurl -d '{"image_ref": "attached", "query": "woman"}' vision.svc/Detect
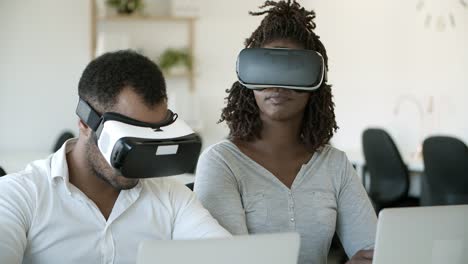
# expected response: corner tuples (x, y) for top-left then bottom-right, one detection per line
(194, 1), (377, 264)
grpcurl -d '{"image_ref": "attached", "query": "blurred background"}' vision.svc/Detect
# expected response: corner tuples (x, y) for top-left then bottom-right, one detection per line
(1, 0), (467, 188)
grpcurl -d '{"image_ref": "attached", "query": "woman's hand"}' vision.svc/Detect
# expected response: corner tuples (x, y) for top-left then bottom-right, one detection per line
(345, 249), (373, 264)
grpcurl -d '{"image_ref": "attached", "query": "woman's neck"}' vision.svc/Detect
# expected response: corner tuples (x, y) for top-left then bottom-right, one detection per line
(254, 113), (306, 154)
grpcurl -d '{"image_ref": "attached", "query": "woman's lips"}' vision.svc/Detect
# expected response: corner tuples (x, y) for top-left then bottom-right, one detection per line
(265, 93), (291, 104)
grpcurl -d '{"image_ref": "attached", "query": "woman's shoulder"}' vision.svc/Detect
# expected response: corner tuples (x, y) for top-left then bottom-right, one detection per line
(316, 144), (348, 163)
(314, 145), (359, 188)
(307, 145), (353, 183)
(197, 140), (256, 181)
(200, 139), (242, 161)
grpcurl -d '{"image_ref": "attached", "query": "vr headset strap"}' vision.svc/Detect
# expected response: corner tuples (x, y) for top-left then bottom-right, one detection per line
(76, 98), (102, 131)
(76, 98), (178, 133)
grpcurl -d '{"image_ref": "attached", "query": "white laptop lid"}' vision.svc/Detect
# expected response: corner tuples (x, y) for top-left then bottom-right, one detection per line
(373, 205), (468, 264)
(136, 232), (300, 264)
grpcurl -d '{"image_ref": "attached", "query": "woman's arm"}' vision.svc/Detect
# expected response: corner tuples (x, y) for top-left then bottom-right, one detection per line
(335, 153), (377, 259)
(194, 148), (249, 235)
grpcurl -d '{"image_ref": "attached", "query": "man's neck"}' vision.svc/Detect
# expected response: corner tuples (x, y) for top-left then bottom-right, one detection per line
(66, 138), (120, 219)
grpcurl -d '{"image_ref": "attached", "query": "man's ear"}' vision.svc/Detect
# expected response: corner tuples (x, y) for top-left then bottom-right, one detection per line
(78, 119), (93, 137)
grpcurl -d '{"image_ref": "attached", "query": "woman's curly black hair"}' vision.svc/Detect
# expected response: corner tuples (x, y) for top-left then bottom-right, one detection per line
(219, 0), (338, 152)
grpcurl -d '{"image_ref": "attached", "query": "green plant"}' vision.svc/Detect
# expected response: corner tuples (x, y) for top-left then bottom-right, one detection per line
(158, 48), (192, 73)
(106, 0), (143, 14)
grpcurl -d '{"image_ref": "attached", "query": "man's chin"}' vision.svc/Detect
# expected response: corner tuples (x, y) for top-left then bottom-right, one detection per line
(115, 176), (139, 190)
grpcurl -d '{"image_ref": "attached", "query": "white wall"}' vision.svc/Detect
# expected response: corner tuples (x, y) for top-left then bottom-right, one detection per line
(0, 0), (89, 152)
(1, 0), (467, 168)
(312, 0), (468, 155)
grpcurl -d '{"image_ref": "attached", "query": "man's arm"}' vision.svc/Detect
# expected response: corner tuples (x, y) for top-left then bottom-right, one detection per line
(0, 174), (35, 263)
(170, 182), (231, 239)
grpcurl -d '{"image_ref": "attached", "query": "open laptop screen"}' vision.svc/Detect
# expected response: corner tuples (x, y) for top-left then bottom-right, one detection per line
(373, 205), (468, 264)
(137, 232), (300, 264)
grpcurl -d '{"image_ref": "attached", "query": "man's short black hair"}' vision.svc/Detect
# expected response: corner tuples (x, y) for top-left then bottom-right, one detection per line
(78, 50), (167, 112)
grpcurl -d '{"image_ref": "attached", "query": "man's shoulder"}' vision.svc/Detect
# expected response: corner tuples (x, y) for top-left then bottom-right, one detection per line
(0, 159), (53, 217)
(141, 177), (191, 196)
(140, 177), (195, 210)
(0, 158), (52, 192)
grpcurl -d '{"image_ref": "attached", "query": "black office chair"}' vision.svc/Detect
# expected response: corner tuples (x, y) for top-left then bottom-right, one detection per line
(422, 136), (468, 205)
(362, 128), (418, 212)
(0, 166), (6, 176)
(187, 133), (203, 174)
(185, 182), (194, 191)
(184, 133), (203, 192)
(52, 131), (75, 152)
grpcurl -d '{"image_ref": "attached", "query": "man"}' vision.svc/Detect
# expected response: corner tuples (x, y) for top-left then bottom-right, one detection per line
(0, 50), (230, 264)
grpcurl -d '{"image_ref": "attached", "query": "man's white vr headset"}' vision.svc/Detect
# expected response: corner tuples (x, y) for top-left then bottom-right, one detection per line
(236, 48), (327, 91)
(76, 98), (201, 179)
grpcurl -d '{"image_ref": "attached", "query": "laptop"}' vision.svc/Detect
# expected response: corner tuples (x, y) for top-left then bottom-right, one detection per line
(136, 232), (300, 264)
(373, 205), (468, 264)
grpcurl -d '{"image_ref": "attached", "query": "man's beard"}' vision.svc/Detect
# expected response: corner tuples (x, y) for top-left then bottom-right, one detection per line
(86, 134), (139, 190)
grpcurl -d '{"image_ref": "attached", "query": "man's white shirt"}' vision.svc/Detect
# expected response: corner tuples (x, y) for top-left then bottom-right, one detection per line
(0, 139), (230, 264)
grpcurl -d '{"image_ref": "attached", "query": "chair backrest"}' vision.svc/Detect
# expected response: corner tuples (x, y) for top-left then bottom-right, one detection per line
(0, 166), (6, 177)
(187, 133), (202, 174)
(362, 128), (409, 205)
(422, 136), (468, 205)
(52, 131), (75, 152)
(185, 182), (194, 191)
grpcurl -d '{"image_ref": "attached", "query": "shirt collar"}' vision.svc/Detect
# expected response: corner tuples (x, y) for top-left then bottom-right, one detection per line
(48, 139), (144, 197)
(49, 138), (77, 183)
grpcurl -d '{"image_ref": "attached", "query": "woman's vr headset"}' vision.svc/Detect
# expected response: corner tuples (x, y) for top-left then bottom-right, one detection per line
(236, 48), (327, 91)
(76, 98), (201, 179)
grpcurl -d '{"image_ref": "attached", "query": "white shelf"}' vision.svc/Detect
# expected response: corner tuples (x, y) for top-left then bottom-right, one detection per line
(98, 15), (197, 22)
(90, 0), (197, 91)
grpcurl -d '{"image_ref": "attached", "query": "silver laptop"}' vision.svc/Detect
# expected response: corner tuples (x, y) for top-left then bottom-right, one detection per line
(136, 232), (300, 264)
(373, 205), (468, 264)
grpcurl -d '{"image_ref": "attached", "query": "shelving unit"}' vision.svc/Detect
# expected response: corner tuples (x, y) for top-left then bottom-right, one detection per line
(89, 0), (197, 91)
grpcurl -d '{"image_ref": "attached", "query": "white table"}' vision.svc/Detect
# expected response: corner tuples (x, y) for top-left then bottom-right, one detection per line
(343, 149), (424, 197)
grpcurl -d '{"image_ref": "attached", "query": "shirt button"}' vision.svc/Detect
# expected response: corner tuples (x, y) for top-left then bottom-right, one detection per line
(290, 218), (295, 222)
